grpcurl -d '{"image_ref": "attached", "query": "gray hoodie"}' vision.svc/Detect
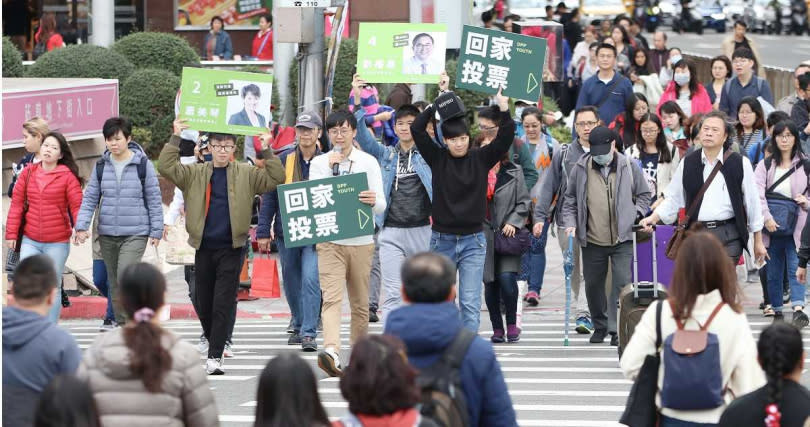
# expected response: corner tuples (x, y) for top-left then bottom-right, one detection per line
(533, 139), (588, 226)
(2, 306), (81, 427)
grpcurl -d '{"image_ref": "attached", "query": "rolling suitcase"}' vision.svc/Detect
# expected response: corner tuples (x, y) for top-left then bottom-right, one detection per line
(618, 226), (668, 357)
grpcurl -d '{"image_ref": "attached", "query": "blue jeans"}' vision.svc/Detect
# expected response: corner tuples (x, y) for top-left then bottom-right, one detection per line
(767, 236), (806, 312)
(92, 259), (115, 322)
(19, 237), (70, 323)
(520, 221), (550, 293)
(659, 415), (716, 427)
(276, 238), (321, 338)
(430, 231), (486, 331)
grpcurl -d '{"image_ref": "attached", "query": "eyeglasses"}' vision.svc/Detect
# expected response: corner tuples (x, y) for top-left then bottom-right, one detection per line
(209, 144), (235, 152)
(478, 125), (498, 132)
(732, 59), (750, 65)
(641, 128), (659, 135)
(575, 121), (598, 128)
(328, 128), (353, 137)
(777, 134), (795, 142)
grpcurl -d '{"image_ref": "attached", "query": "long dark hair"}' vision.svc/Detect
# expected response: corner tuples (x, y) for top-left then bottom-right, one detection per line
(619, 93), (648, 148)
(34, 375), (101, 427)
(340, 335), (420, 416)
(659, 101), (687, 130)
(631, 49), (651, 76)
(254, 353), (330, 427)
(736, 96), (766, 137)
(43, 132), (84, 187)
(669, 230), (743, 323)
(758, 323), (804, 427)
(38, 13), (57, 43)
(119, 263), (171, 393)
(636, 114), (673, 163)
(768, 120), (802, 165)
(672, 58), (700, 99)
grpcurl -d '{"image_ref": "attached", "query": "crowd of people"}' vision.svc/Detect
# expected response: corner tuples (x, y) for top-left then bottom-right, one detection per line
(6, 7), (810, 427)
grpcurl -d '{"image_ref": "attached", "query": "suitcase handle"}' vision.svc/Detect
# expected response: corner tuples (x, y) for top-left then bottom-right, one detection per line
(631, 224), (659, 300)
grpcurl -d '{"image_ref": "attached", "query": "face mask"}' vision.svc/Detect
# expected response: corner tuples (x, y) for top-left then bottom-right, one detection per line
(673, 73), (690, 86)
(203, 153), (213, 162)
(515, 107), (525, 119)
(592, 153), (613, 166)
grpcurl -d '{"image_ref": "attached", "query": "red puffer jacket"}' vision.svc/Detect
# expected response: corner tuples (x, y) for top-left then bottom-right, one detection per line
(5, 164), (83, 243)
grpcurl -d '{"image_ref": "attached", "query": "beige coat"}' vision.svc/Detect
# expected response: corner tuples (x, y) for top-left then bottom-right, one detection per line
(722, 35), (767, 77)
(77, 328), (219, 427)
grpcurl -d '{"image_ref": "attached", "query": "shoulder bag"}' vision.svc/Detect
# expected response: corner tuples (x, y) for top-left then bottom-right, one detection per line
(764, 162), (801, 237)
(5, 167), (32, 272)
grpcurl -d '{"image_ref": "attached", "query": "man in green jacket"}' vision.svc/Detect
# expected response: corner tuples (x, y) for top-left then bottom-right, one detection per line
(159, 119), (284, 375)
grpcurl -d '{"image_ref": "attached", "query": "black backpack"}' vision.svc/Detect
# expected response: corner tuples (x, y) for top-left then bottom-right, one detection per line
(416, 328), (476, 427)
(96, 156), (149, 209)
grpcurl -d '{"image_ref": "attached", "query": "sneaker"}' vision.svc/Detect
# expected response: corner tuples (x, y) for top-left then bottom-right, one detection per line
(286, 319), (295, 334)
(369, 309), (379, 323)
(523, 291), (540, 307)
(318, 348), (342, 377)
(223, 342), (234, 358)
(197, 336), (209, 354)
(506, 325), (521, 343)
(610, 333), (619, 346)
(99, 319), (118, 332)
(575, 316), (594, 334)
(491, 329), (505, 343)
(288, 332), (302, 345)
(793, 310), (809, 329)
(764, 305), (776, 317)
(590, 329), (607, 344)
(205, 357), (224, 375)
(301, 336), (318, 352)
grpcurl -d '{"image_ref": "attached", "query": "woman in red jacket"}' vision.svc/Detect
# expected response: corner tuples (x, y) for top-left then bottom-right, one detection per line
(5, 132), (83, 323)
(33, 13), (64, 58)
(251, 13), (273, 60)
(657, 58), (713, 118)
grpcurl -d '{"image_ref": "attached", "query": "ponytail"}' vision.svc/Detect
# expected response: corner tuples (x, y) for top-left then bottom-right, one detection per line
(757, 323), (804, 427)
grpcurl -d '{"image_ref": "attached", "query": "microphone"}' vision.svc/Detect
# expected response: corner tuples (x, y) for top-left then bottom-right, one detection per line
(332, 145), (342, 176)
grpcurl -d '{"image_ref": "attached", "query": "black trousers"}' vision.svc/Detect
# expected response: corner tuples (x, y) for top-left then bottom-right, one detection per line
(195, 247), (242, 359)
(702, 222), (744, 263)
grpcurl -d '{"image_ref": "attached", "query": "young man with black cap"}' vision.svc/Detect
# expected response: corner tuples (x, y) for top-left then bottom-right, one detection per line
(256, 110), (323, 351)
(561, 126), (651, 345)
(410, 74), (515, 332)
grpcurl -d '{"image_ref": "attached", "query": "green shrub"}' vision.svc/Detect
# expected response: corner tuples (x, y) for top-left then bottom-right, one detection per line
(26, 44), (134, 81)
(120, 68), (180, 158)
(2, 37), (24, 77)
(290, 37), (358, 114)
(113, 32), (199, 76)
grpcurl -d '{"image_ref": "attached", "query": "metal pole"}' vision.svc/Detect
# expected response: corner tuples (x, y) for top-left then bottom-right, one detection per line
(301, 7), (325, 117)
(90, 0), (115, 47)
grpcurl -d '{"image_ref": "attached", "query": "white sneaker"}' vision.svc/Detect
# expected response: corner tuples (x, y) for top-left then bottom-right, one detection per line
(317, 347), (342, 377)
(197, 336), (209, 354)
(205, 357), (224, 375)
(223, 342), (234, 358)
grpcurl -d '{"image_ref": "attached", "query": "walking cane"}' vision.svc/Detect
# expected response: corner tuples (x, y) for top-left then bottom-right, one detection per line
(563, 234), (574, 346)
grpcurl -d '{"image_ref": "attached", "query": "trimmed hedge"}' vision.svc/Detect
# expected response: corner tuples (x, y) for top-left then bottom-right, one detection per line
(113, 32), (200, 76)
(26, 44), (135, 81)
(290, 37), (358, 114)
(3, 37), (24, 77)
(120, 68), (180, 157)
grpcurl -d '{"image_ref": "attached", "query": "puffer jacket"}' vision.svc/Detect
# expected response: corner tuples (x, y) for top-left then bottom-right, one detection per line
(75, 142), (163, 239)
(5, 163), (82, 243)
(77, 328), (218, 427)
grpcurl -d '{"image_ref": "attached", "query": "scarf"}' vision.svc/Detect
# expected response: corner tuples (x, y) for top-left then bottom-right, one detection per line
(487, 162), (501, 201)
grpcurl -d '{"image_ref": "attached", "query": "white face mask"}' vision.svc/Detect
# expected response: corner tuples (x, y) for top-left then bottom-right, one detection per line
(515, 107), (525, 119)
(674, 72), (690, 86)
(592, 153), (613, 166)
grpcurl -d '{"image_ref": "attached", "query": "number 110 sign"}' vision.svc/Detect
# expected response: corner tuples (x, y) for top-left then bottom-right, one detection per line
(277, 0), (331, 6)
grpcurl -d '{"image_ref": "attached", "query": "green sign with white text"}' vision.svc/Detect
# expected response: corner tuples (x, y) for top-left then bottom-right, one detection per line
(278, 173), (374, 248)
(456, 25), (547, 101)
(178, 67), (274, 136)
(356, 23), (448, 84)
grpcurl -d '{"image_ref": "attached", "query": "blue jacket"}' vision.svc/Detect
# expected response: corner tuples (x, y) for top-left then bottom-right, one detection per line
(257, 146), (320, 241)
(76, 142), (164, 239)
(575, 72), (635, 130)
(3, 306), (81, 426)
(384, 303), (517, 427)
(202, 30), (233, 60)
(353, 108), (433, 226)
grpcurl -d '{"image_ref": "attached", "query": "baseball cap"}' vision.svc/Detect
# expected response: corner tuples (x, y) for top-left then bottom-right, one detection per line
(588, 126), (616, 156)
(295, 110), (323, 129)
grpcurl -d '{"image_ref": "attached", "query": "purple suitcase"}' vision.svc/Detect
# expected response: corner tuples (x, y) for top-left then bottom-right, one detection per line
(633, 225), (675, 287)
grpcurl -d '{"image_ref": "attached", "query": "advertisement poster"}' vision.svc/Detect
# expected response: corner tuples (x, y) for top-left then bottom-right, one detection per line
(356, 23), (447, 84)
(179, 67), (273, 136)
(176, 0), (271, 29)
(456, 25), (547, 100)
(514, 20), (564, 82)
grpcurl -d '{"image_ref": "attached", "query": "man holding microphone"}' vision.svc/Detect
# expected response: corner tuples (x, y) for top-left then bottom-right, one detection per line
(309, 110), (386, 377)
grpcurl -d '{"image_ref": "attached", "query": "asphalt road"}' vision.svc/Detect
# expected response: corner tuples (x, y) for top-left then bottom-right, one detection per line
(657, 30), (810, 69)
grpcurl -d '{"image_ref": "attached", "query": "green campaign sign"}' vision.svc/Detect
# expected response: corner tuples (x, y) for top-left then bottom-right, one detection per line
(278, 173), (375, 248)
(456, 25), (547, 101)
(356, 23), (447, 84)
(178, 67), (274, 136)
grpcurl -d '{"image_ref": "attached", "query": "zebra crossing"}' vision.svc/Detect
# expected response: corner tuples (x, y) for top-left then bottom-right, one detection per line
(63, 305), (804, 427)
